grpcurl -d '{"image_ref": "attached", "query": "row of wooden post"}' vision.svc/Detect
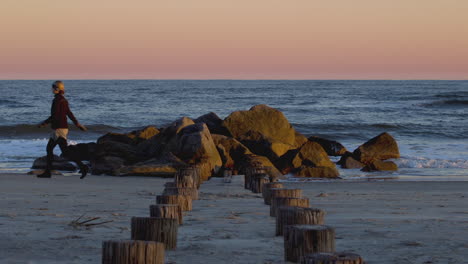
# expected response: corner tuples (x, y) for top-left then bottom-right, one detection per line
(102, 166), (201, 264)
(245, 165), (366, 264)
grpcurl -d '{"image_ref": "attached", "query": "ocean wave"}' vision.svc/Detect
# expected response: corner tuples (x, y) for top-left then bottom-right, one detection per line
(0, 124), (122, 138)
(420, 99), (468, 107)
(394, 157), (468, 169)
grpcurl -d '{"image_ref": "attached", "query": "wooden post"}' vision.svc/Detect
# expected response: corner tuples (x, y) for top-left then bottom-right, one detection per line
(276, 207), (325, 236)
(262, 182), (284, 203)
(301, 252), (365, 264)
(284, 225), (335, 263)
(244, 166), (266, 190)
(150, 204), (183, 225)
(267, 188), (302, 205)
(250, 173), (269, 193)
(102, 240), (165, 264)
(176, 167), (200, 189)
(156, 194), (192, 211)
(163, 187), (199, 200)
(270, 197), (309, 217)
(131, 217), (178, 250)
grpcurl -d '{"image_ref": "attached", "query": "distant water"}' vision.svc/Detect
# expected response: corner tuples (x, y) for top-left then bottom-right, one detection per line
(0, 80), (467, 180)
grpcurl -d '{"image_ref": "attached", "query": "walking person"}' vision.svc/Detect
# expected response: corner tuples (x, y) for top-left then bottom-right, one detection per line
(37, 81), (89, 179)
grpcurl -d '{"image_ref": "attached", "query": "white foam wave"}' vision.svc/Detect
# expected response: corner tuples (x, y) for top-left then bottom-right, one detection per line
(394, 157), (468, 169)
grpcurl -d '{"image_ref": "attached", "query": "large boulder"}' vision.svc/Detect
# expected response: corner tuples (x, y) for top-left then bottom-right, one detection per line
(97, 126), (159, 146)
(238, 154), (283, 181)
(174, 123), (222, 180)
(353, 132), (400, 164)
(337, 152), (364, 169)
(94, 141), (140, 164)
(308, 136), (347, 156)
(116, 152), (187, 177)
(32, 155), (77, 171)
(238, 130), (293, 162)
(294, 166), (340, 178)
(276, 141), (338, 175)
(361, 160), (398, 172)
(222, 105), (299, 147)
(194, 112), (231, 136)
(141, 117), (195, 156)
(66, 142), (97, 161)
(91, 156), (125, 175)
(212, 134), (252, 168)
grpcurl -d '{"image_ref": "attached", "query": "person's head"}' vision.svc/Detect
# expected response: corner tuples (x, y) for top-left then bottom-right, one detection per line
(52, 81), (65, 94)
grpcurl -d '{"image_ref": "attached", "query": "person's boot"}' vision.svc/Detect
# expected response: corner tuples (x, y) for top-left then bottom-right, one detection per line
(37, 170), (52, 178)
(79, 165), (89, 179)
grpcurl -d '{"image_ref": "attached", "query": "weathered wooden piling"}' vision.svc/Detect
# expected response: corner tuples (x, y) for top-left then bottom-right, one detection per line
(150, 204), (183, 225)
(163, 187), (199, 200)
(156, 194), (192, 211)
(250, 173), (269, 193)
(131, 217), (178, 250)
(276, 207), (325, 236)
(270, 197), (310, 217)
(301, 252), (365, 264)
(262, 182), (284, 203)
(102, 240), (165, 264)
(284, 225), (335, 263)
(267, 188), (302, 205)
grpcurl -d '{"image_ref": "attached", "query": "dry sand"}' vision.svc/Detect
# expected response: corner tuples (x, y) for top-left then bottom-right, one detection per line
(0, 173), (467, 264)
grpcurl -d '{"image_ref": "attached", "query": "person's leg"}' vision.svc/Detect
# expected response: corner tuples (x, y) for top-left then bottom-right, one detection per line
(37, 138), (57, 178)
(56, 137), (88, 179)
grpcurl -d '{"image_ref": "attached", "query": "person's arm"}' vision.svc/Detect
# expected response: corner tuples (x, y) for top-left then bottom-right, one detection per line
(65, 100), (87, 131)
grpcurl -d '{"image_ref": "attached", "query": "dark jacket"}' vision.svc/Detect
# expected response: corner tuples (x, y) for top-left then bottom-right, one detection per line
(42, 94), (79, 129)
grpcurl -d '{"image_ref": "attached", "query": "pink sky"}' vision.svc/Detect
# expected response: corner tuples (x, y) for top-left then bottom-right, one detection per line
(1, 0), (467, 79)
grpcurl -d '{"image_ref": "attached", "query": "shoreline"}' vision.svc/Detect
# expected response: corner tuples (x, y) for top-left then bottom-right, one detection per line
(1, 173), (467, 263)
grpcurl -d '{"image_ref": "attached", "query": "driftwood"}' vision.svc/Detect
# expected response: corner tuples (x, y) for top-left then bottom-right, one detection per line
(262, 182), (284, 203)
(266, 188), (302, 205)
(276, 207), (325, 236)
(150, 204), (183, 225)
(284, 225), (335, 263)
(270, 197), (310, 217)
(102, 240), (165, 264)
(69, 213), (113, 228)
(156, 194), (192, 211)
(163, 187), (199, 200)
(131, 217), (178, 250)
(301, 252), (365, 264)
(250, 173), (269, 193)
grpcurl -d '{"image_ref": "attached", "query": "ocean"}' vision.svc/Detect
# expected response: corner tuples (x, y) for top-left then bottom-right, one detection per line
(0, 80), (467, 180)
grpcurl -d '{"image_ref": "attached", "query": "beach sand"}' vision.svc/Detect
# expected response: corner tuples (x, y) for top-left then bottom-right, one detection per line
(0, 173), (467, 264)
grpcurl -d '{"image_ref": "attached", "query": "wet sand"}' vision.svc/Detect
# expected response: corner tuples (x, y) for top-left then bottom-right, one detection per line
(0, 173), (467, 264)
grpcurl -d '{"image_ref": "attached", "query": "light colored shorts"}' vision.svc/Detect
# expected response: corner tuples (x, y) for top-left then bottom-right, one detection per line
(50, 128), (69, 141)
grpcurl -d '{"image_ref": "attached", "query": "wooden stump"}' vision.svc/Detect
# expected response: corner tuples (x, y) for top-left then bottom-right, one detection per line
(301, 252), (365, 264)
(102, 240), (165, 264)
(156, 194), (192, 211)
(176, 167), (200, 188)
(284, 225), (335, 263)
(262, 182), (284, 203)
(276, 207), (325, 236)
(150, 204), (183, 225)
(270, 197), (310, 217)
(266, 188), (302, 205)
(131, 217), (178, 249)
(244, 166), (267, 190)
(163, 187), (199, 200)
(250, 173), (269, 193)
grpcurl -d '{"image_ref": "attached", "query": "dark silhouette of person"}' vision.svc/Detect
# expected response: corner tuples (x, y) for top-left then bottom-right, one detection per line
(37, 81), (89, 179)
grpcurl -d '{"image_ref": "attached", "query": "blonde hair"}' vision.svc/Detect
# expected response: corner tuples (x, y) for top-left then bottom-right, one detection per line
(52, 81), (65, 94)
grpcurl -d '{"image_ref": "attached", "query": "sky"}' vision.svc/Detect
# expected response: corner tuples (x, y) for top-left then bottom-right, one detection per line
(0, 0), (467, 79)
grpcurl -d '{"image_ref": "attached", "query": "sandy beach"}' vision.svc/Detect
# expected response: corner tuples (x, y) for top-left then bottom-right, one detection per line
(1, 173), (467, 264)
